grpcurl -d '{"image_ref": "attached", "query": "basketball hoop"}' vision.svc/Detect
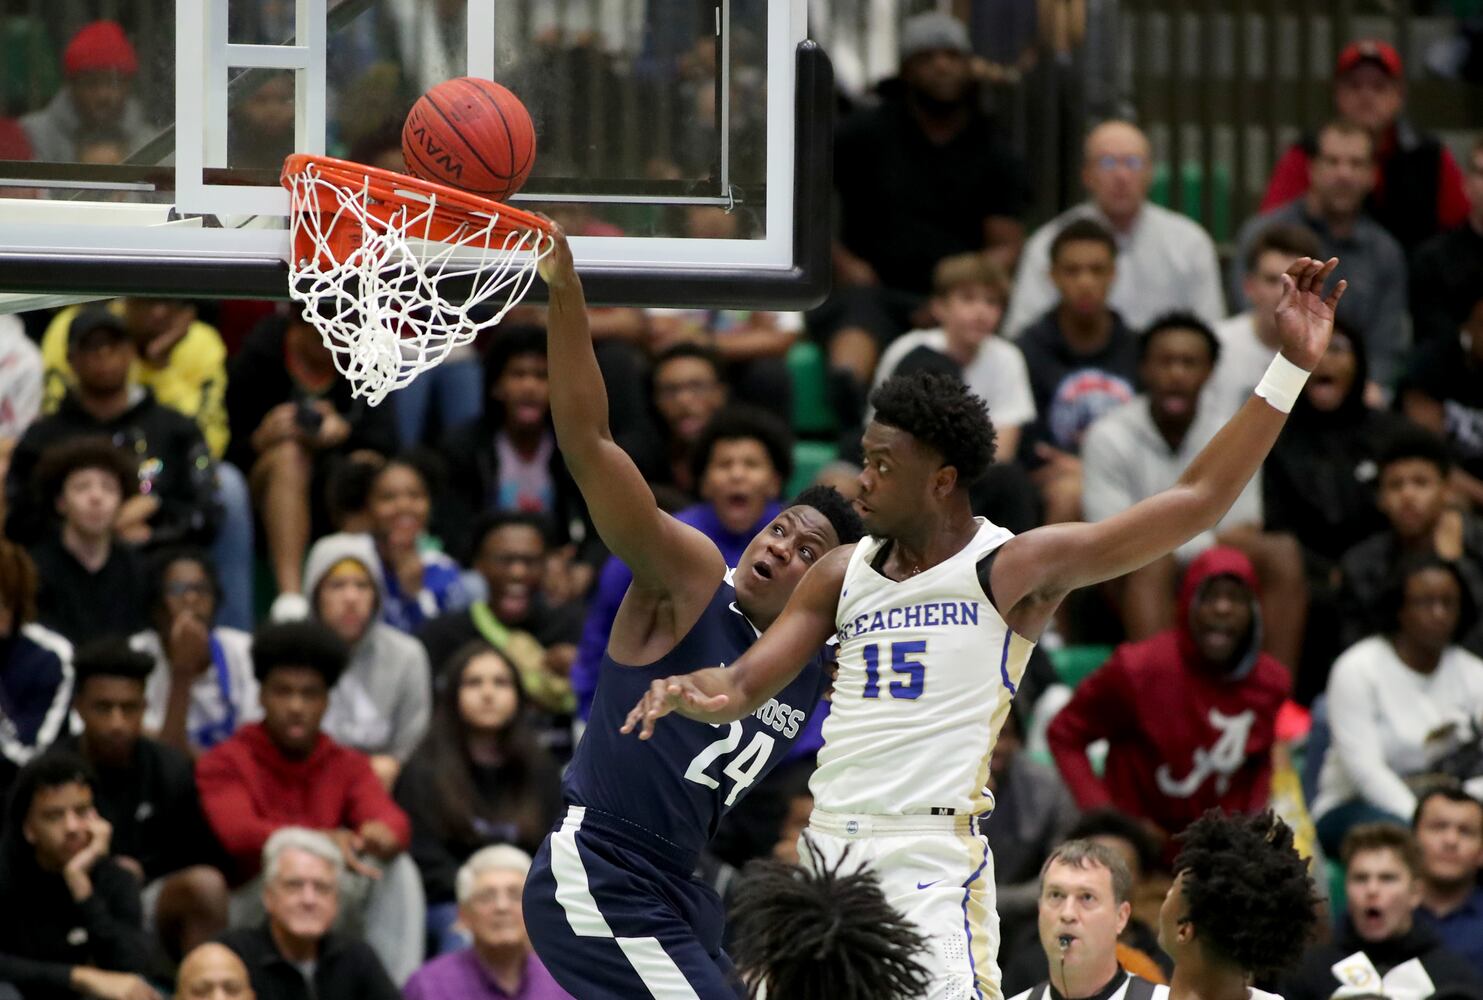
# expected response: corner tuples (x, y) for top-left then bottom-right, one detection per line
(280, 153), (554, 405)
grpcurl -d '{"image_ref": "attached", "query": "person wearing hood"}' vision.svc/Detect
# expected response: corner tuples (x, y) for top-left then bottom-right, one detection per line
(1047, 547), (1292, 842)
(19, 21), (153, 164)
(302, 533), (431, 791)
(1263, 324), (1417, 698)
(0, 751), (166, 1000)
(1082, 313), (1305, 670)
(1285, 823), (1482, 1000)
(5, 307), (219, 550)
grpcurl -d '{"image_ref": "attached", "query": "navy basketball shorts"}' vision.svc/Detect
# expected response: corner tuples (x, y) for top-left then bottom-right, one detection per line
(524, 805), (744, 1000)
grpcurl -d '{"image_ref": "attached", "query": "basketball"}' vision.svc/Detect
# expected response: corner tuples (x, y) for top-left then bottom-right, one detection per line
(401, 77), (536, 202)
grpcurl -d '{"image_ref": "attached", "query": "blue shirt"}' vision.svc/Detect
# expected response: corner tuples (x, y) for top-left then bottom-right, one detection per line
(1416, 888), (1483, 980)
(381, 548), (470, 633)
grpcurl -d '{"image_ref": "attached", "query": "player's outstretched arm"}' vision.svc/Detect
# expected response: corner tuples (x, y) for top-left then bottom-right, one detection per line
(992, 257), (1346, 630)
(620, 545), (853, 739)
(539, 227), (724, 588)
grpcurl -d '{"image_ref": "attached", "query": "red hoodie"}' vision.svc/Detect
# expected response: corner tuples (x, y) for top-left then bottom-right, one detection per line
(1047, 547), (1290, 838)
(195, 722), (410, 883)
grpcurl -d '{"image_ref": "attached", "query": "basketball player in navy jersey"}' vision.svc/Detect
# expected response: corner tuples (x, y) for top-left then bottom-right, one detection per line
(520, 228), (863, 998)
(626, 256), (1346, 999)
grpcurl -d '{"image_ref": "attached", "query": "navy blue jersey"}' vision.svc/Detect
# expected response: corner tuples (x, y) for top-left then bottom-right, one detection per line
(564, 572), (830, 853)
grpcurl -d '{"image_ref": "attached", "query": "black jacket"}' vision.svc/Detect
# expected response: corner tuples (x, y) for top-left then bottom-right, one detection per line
(5, 388), (219, 547)
(1284, 919), (1482, 1000)
(0, 837), (162, 1000)
(438, 414), (603, 568)
(28, 536), (149, 648)
(224, 315), (399, 474)
(53, 734), (225, 882)
(1263, 328), (1414, 569)
(1336, 517), (1483, 657)
(219, 923), (399, 1000)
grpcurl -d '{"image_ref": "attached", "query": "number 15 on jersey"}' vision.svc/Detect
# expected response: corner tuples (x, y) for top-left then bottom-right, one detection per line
(862, 640), (927, 700)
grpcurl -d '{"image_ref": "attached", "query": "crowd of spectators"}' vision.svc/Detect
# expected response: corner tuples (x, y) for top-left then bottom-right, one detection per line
(1, 6), (1483, 1000)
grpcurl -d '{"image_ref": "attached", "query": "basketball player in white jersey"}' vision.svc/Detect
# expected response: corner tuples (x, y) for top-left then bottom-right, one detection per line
(623, 256), (1345, 999)
(1153, 809), (1317, 1000)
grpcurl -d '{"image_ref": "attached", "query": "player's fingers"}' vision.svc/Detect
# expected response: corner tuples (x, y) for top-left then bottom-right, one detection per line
(1325, 278), (1349, 310)
(620, 701), (645, 734)
(685, 690), (730, 711)
(1314, 256), (1339, 288)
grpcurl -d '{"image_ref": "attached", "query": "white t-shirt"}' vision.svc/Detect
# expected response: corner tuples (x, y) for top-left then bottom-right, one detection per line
(1209, 312), (1277, 416)
(0, 314), (42, 441)
(1313, 635), (1483, 821)
(869, 328), (1037, 429)
(131, 626), (260, 751)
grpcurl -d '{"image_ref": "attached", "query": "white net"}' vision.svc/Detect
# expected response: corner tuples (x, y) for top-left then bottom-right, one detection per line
(284, 159), (551, 406)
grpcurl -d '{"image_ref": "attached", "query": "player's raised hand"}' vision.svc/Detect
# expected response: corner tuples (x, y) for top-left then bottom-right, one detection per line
(621, 676), (731, 740)
(536, 220), (576, 290)
(1274, 256), (1347, 370)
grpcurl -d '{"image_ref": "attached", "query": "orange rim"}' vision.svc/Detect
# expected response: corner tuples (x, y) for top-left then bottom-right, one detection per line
(281, 153), (552, 266)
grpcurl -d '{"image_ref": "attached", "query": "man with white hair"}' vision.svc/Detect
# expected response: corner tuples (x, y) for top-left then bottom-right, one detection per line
(217, 829), (399, 1000)
(1004, 121), (1226, 338)
(403, 845), (571, 1000)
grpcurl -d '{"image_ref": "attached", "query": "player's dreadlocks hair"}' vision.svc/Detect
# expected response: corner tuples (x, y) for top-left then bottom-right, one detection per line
(730, 847), (931, 1000)
(789, 484), (865, 546)
(869, 371), (997, 487)
(1172, 809), (1319, 977)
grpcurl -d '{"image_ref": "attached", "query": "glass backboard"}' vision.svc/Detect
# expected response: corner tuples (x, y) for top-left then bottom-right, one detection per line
(0, 0), (830, 308)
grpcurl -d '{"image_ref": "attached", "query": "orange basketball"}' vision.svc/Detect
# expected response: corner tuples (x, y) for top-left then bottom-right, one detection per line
(401, 78), (536, 202)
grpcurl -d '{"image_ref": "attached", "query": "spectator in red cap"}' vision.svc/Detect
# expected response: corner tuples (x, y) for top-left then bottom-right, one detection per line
(19, 20), (151, 164)
(1260, 39), (1470, 254)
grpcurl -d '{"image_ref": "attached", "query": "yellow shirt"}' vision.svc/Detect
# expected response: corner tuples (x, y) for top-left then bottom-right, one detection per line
(42, 303), (230, 458)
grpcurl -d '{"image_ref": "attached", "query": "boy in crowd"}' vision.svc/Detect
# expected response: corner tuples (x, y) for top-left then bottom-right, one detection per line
(869, 252), (1035, 463)
(1285, 824), (1481, 1000)
(1016, 218), (1139, 524)
(1337, 429), (1483, 655)
(53, 640), (229, 959)
(26, 438), (148, 646)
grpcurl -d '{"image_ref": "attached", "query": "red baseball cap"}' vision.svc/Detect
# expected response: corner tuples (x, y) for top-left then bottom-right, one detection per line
(1335, 39), (1402, 79)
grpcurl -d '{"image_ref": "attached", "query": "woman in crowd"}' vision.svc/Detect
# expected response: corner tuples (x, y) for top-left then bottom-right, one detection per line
(1312, 552), (1483, 855)
(366, 455), (468, 634)
(131, 546), (257, 755)
(395, 641), (562, 954)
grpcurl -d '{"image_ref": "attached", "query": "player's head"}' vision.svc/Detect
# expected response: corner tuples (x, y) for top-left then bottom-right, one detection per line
(690, 406), (792, 535)
(1159, 810), (1317, 977)
(730, 849), (931, 1000)
(733, 485), (863, 627)
(858, 372), (997, 536)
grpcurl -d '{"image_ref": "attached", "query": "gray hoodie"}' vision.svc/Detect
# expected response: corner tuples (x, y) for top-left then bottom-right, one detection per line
(19, 88), (153, 163)
(304, 533), (431, 763)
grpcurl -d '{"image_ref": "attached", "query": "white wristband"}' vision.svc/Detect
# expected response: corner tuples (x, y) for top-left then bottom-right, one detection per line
(1254, 353), (1310, 414)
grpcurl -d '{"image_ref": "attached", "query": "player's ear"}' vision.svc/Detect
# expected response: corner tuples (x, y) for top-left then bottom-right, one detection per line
(934, 464), (957, 499)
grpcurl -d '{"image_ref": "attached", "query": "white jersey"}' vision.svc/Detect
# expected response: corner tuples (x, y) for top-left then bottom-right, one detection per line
(811, 517), (1034, 816)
